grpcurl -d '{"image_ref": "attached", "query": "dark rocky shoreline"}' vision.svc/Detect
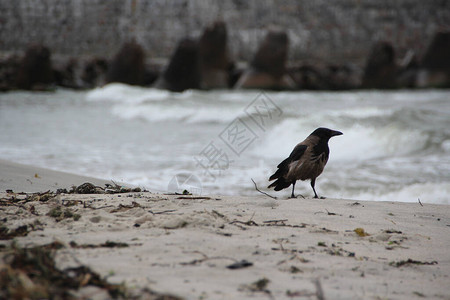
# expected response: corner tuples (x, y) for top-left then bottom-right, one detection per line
(1, 25), (448, 92)
(1, 0), (449, 92)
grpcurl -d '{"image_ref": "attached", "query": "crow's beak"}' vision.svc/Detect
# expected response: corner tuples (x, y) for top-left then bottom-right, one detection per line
(331, 130), (343, 137)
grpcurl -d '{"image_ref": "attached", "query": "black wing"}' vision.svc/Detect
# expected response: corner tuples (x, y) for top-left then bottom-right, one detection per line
(269, 144), (307, 181)
(287, 144), (307, 163)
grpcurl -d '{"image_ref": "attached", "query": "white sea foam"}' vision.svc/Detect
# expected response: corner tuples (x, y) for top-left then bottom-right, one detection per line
(331, 124), (428, 161)
(109, 102), (243, 123)
(253, 118), (428, 162)
(86, 83), (171, 103)
(353, 182), (450, 204)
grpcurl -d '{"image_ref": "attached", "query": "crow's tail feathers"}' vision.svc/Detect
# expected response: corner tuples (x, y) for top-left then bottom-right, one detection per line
(268, 156), (291, 191)
(267, 177), (291, 191)
(269, 168), (283, 181)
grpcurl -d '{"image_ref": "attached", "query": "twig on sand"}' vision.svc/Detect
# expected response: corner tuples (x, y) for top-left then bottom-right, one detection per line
(418, 198), (423, 207)
(176, 196), (211, 200)
(148, 209), (177, 215)
(251, 178), (277, 199)
(230, 220), (259, 227)
(180, 250), (238, 266)
(314, 278), (325, 300)
(263, 219), (288, 224)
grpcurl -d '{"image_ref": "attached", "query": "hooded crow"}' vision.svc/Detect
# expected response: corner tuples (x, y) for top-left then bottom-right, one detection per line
(268, 127), (342, 198)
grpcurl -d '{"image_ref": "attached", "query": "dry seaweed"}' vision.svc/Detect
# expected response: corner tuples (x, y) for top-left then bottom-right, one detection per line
(249, 278), (270, 291)
(69, 241), (130, 249)
(289, 266), (302, 273)
(56, 182), (141, 195)
(0, 242), (126, 299)
(264, 219), (308, 228)
(240, 277), (272, 297)
(110, 201), (141, 213)
(389, 259), (438, 268)
(47, 206), (81, 222)
(354, 228), (370, 237)
(0, 190), (56, 206)
(1, 242), (184, 299)
(0, 220), (44, 240)
(0, 225), (30, 240)
(319, 243), (355, 257)
(74, 182), (105, 194)
(2, 182), (140, 209)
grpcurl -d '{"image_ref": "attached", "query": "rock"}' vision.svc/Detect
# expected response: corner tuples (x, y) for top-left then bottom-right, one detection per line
(235, 28), (295, 90)
(252, 29), (288, 79)
(53, 57), (78, 89)
(82, 57), (108, 88)
(421, 31), (450, 73)
(199, 21), (230, 89)
(154, 38), (201, 92)
(396, 50), (419, 88)
(288, 64), (326, 90)
(235, 69), (295, 90)
(16, 44), (54, 90)
(0, 54), (20, 91)
(417, 31), (450, 88)
(288, 63), (361, 90)
(53, 56), (108, 89)
(326, 63), (362, 90)
(361, 41), (397, 89)
(106, 41), (145, 86)
(227, 62), (244, 87)
(142, 65), (160, 86)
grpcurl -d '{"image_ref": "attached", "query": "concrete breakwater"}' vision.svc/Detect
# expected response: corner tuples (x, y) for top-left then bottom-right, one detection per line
(0, 0), (449, 91)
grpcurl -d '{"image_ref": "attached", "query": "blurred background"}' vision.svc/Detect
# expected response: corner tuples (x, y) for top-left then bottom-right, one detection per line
(1, 0), (449, 90)
(0, 1), (449, 203)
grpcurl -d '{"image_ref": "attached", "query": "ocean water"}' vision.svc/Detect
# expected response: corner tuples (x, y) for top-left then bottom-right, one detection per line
(1, 84), (449, 204)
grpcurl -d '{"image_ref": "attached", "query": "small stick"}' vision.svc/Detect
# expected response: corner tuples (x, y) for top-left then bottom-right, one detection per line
(148, 209), (177, 215)
(251, 178), (277, 199)
(263, 219), (288, 224)
(418, 198), (423, 207)
(314, 278), (325, 300)
(230, 220), (259, 226)
(110, 180), (121, 189)
(176, 196), (211, 200)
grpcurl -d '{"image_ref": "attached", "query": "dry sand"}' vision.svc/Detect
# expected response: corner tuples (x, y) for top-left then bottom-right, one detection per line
(0, 159), (114, 193)
(1, 161), (450, 299)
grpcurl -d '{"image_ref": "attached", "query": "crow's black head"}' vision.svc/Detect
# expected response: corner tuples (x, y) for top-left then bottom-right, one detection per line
(310, 127), (343, 140)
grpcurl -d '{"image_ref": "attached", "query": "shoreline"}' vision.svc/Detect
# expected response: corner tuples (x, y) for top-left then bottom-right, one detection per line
(1, 161), (449, 299)
(0, 159), (129, 193)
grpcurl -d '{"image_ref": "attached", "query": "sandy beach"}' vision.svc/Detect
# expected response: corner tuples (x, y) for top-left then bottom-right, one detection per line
(1, 161), (449, 299)
(0, 159), (115, 193)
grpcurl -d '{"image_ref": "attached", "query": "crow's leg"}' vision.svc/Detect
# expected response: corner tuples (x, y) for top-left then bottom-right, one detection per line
(290, 181), (305, 199)
(311, 178), (319, 199)
(290, 182), (296, 198)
